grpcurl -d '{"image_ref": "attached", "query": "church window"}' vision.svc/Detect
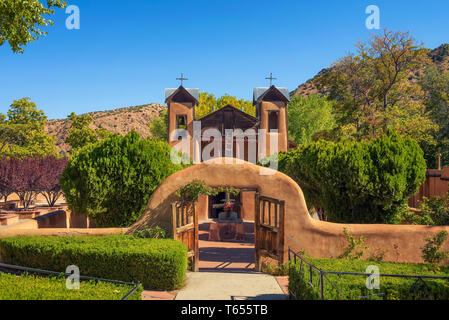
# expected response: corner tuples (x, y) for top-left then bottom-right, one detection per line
(268, 111), (279, 131)
(176, 115), (187, 130)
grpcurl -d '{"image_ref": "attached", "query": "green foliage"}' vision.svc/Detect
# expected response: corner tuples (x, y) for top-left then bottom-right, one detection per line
(398, 208), (435, 226)
(400, 195), (449, 226)
(148, 110), (168, 141)
(60, 131), (182, 227)
(0, 235), (188, 290)
(289, 256), (449, 300)
(422, 231), (449, 265)
(0, 98), (56, 158)
(420, 64), (449, 168)
(278, 132), (427, 224)
(0, 273), (142, 300)
(261, 262), (289, 276)
(317, 30), (436, 146)
(66, 112), (113, 153)
(133, 226), (169, 239)
(176, 180), (240, 202)
(420, 195), (449, 226)
(0, 0), (67, 53)
(287, 95), (336, 145)
(338, 228), (369, 260)
(195, 92), (255, 119)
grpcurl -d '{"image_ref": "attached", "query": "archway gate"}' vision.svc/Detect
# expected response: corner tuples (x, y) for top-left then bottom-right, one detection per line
(171, 192), (286, 273)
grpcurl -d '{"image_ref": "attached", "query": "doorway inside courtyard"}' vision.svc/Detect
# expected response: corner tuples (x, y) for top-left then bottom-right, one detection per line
(171, 181), (286, 274)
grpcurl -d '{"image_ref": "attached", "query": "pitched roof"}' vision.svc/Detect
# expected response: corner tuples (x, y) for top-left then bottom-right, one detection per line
(164, 86), (199, 103)
(197, 104), (258, 123)
(253, 86), (290, 103)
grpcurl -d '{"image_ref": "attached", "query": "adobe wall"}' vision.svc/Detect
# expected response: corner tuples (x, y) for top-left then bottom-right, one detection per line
(130, 158), (449, 264)
(0, 210), (125, 238)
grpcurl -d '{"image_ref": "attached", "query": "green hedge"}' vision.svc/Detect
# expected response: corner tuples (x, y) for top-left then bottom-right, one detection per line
(0, 273), (142, 300)
(277, 132), (426, 224)
(60, 131), (182, 227)
(0, 235), (188, 290)
(289, 257), (449, 300)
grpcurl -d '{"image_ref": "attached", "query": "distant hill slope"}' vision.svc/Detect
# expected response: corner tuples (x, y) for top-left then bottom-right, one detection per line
(45, 103), (165, 154)
(291, 44), (449, 98)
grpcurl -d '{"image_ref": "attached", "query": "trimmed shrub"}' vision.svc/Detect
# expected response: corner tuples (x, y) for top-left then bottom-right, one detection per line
(289, 256), (449, 300)
(0, 235), (188, 290)
(278, 132), (426, 224)
(0, 273), (142, 300)
(60, 131), (182, 227)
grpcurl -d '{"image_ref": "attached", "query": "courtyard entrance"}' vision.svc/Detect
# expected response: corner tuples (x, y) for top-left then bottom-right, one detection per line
(171, 191), (285, 273)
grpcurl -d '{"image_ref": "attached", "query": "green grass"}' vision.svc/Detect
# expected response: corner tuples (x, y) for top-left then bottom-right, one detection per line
(0, 235), (188, 290)
(0, 273), (142, 300)
(289, 257), (449, 300)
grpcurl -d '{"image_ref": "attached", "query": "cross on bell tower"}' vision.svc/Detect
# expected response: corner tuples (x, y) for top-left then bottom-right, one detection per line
(265, 72), (277, 87)
(176, 73), (188, 87)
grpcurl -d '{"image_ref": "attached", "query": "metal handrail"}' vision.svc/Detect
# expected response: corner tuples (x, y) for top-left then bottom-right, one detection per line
(288, 248), (449, 300)
(0, 263), (141, 300)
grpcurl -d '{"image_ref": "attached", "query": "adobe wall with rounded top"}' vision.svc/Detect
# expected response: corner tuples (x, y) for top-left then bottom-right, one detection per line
(130, 158), (449, 264)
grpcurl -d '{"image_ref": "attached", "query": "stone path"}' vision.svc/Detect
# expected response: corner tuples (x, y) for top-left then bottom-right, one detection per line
(174, 223), (287, 300)
(175, 272), (287, 300)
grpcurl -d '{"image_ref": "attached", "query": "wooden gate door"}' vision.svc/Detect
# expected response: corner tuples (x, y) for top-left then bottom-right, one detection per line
(171, 201), (199, 272)
(254, 193), (285, 271)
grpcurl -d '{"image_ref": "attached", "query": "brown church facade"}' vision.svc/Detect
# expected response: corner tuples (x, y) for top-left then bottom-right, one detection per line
(164, 85), (292, 222)
(165, 85), (292, 164)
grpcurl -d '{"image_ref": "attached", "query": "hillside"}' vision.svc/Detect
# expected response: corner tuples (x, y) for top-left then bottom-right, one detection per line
(45, 103), (166, 154)
(291, 44), (449, 98)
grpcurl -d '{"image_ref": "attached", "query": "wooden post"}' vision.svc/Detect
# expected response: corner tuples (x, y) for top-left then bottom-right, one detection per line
(171, 203), (178, 241)
(193, 201), (199, 272)
(278, 200), (286, 264)
(254, 192), (261, 271)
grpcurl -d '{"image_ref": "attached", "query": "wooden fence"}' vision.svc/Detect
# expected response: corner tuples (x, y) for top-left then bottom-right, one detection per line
(409, 167), (449, 208)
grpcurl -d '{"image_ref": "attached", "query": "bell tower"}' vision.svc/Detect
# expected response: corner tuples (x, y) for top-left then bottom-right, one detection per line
(165, 76), (199, 159)
(254, 78), (290, 156)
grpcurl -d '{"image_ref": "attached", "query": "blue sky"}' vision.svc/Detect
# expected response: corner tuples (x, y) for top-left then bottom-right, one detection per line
(1, 0), (449, 119)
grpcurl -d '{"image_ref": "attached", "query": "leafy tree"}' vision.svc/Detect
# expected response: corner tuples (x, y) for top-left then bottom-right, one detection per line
(277, 132), (427, 224)
(9, 157), (42, 210)
(287, 95), (336, 145)
(37, 156), (68, 207)
(195, 92), (255, 119)
(0, 0), (67, 53)
(148, 110), (168, 141)
(317, 30), (437, 145)
(0, 98), (56, 158)
(216, 94), (255, 117)
(60, 131), (183, 227)
(65, 112), (112, 152)
(195, 92), (217, 119)
(420, 65), (449, 167)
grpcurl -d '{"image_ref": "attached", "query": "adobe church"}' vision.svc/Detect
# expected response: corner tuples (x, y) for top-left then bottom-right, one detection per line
(164, 78), (294, 223)
(164, 81), (293, 164)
